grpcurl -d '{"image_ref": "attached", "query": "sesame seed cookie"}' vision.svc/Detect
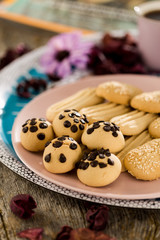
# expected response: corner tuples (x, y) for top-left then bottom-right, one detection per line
(124, 139), (160, 180)
(43, 136), (82, 174)
(52, 109), (89, 142)
(81, 121), (125, 152)
(96, 81), (142, 105)
(20, 118), (54, 152)
(130, 91), (160, 113)
(76, 148), (121, 187)
(148, 117), (160, 138)
(46, 88), (103, 122)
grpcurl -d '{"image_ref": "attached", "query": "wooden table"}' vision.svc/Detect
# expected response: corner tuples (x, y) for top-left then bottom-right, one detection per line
(1, 18), (160, 240)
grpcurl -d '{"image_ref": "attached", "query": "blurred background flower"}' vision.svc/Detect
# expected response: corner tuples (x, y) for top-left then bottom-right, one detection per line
(40, 32), (93, 78)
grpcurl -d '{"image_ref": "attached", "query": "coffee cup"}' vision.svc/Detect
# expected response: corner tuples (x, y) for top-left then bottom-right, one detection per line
(134, 1), (160, 71)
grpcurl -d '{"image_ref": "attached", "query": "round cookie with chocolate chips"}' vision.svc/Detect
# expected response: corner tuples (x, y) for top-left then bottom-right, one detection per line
(43, 136), (82, 174)
(81, 121), (125, 152)
(52, 109), (89, 142)
(76, 148), (121, 187)
(20, 118), (54, 152)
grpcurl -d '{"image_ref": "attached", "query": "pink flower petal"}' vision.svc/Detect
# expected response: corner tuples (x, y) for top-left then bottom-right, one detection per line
(17, 228), (43, 240)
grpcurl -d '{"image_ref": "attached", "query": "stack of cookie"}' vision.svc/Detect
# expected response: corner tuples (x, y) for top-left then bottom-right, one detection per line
(20, 80), (160, 187)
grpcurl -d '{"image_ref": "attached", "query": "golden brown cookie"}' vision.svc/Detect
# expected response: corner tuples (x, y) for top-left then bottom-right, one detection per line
(148, 117), (160, 138)
(81, 121), (125, 152)
(43, 136), (82, 174)
(20, 118), (54, 152)
(76, 148), (121, 187)
(52, 109), (89, 142)
(111, 110), (157, 136)
(80, 102), (131, 124)
(96, 81), (142, 105)
(46, 88), (103, 122)
(131, 91), (160, 113)
(124, 139), (160, 180)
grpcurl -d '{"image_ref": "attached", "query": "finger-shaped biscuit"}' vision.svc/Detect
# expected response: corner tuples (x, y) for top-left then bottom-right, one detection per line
(111, 110), (157, 135)
(117, 131), (152, 172)
(46, 88), (103, 122)
(80, 102), (131, 124)
(148, 117), (160, 138)
(124, 139), (160, 180)
(131, 91), (160, 113)
(96, 81), (142, 105)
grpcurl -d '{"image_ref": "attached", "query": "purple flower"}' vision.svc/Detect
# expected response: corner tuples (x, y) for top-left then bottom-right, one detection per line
(40, 32), (93, 78)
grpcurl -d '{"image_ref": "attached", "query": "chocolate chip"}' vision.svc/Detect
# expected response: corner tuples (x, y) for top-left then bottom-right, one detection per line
(71, 125), (78, 133)
(80, 119), (85, 124)
(80, 161), (89, 170)
(74, 119), (79, 123)
(39, 123), (48, 129)
(87, 128), (94, 134)
(79, 124), (84, 130)
(30, 126), (38, 132)
(37, 133), (45, 140)
(104, 149), (111, 157)
(22, 123), (27, 127)
(59, 153), (66, 163)
(112, 132), (118, 137)
(59, 114), (65, 120)
(103, 126), (111, 132)
(99, 162), (107, 168)
(108, 158), (114, 165)
(90, 160), (98, 167)
(64, 120), (71, 128)
(31, 118), (36, 121)
(22, 127), (28, 133)
(39, 118), (46, 121)
(45, 153), (51, 162)
(25, 119), (30, 123)
(68, 113), (75, 118)
(45, 141), (51, 148)
(88, 152), (97, 161)
(93, 122), (100, 129)
(111, 126), (115, 132)
(70, 143), (77, 150)
(82, 152), (88, 160)
(30, 120), (37, 125)
(99, 154), (105, 159)
(64, 109), (70, 112)
(53, 141), (63, 148)
(57, 136), (66, 141)
(75, 161), (80, 169)
(98, 121), (104, 123)
(75, 112), (81, 117)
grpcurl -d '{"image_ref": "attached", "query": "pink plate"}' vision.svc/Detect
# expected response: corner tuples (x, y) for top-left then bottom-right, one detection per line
(12, 74), (160, 200)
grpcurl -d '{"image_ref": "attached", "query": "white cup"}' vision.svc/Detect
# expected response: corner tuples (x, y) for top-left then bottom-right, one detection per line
(134, 1), (160, 71)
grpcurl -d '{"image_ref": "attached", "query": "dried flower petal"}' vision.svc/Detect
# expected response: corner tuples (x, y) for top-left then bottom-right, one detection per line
(16, 78), (47, 98)
(88, 33), (149, 75)
(17, 228), (43, 240)
(70, 228), (116, 240)
(10, 194), (37, 219)
(56, 225), (73, 240)
(86, 205), (109, 231)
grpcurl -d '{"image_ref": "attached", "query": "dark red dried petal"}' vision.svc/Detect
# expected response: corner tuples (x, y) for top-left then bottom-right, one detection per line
(86, 205), (109, 231)
(70, 228), (116, 240)
(17, 228), (43, 240)
(10, 194), (37, 219)
(56, 225), (73, 240)
(47, 74), (61, 82)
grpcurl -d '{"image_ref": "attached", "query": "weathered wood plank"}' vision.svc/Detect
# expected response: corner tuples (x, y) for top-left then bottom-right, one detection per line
(1, 161), (160, 240)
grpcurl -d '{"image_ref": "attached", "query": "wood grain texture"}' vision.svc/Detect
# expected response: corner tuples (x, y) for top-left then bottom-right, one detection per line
(1, 162), (160, 240)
